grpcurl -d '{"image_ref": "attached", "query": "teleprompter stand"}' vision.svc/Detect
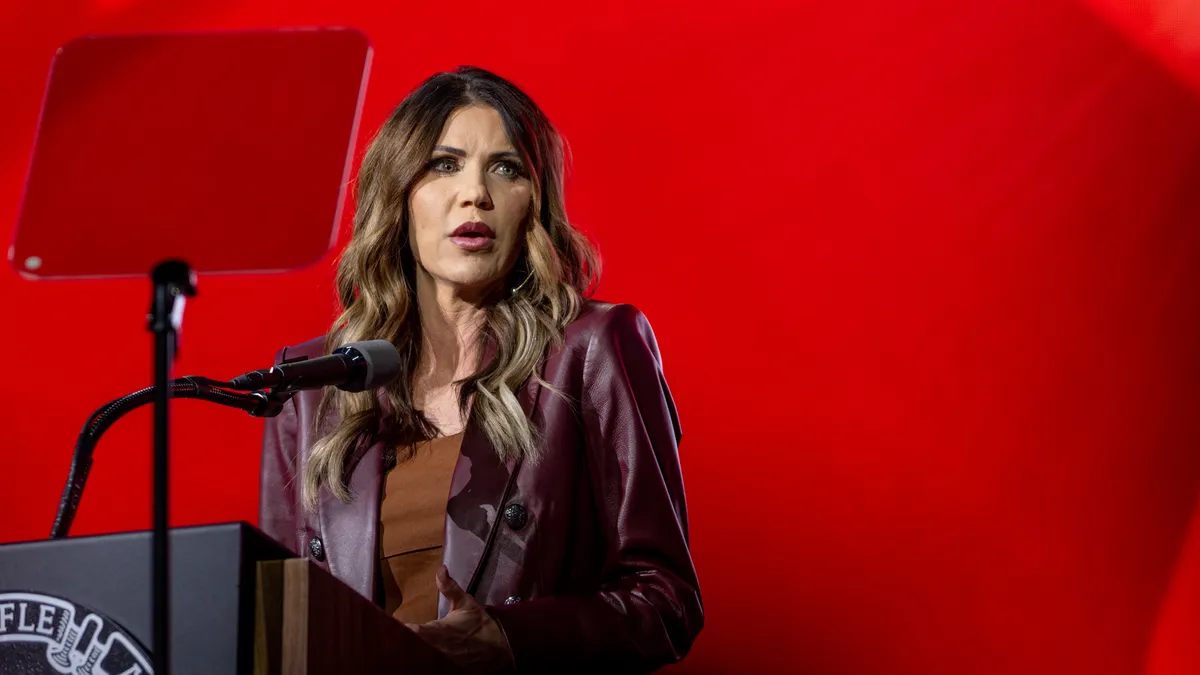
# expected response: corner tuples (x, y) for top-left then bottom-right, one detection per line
(147, 260), (196, 674)
(7, 28), (375, 674)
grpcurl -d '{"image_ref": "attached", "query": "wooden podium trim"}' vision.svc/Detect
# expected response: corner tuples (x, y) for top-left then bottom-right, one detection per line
(254, 558), (463, 675)
(255, 559), (285, 675)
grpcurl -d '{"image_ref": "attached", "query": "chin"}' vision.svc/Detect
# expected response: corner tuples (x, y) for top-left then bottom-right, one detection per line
(431, 262), (503, 292)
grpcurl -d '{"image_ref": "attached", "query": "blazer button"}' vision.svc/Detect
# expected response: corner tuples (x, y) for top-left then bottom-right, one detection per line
(504, 596), (522, 605)
(309, 536), (326, 562)
(503, 503), (528, 530)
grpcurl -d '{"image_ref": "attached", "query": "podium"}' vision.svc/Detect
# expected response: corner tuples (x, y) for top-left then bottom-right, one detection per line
(0, 522), (463, 674)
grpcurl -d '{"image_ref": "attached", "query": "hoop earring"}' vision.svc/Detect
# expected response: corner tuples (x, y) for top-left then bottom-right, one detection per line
(509, 268), (534, 297)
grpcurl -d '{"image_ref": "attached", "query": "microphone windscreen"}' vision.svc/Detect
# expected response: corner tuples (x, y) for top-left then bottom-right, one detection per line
(345, 339), (402, 390)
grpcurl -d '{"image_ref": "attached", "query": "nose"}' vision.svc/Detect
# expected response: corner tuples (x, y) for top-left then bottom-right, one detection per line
(457, 168), (493, 211)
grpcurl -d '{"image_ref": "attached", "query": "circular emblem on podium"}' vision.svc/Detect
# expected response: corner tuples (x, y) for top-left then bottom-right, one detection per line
(0, 591), (153, 674)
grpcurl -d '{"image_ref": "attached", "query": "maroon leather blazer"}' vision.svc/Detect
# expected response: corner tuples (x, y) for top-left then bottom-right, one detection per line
(258, 301), (703, 673)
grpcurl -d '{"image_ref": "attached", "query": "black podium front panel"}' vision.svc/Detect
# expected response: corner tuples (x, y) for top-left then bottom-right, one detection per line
(0, 521), (294, 674)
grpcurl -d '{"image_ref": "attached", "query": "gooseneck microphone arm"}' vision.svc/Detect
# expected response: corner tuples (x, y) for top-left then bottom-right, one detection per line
(49, 377), (294, 540)
(48, 339), (403, 541)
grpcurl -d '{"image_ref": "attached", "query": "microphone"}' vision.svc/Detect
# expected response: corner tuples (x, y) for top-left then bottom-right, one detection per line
(228, 339), (401, 393)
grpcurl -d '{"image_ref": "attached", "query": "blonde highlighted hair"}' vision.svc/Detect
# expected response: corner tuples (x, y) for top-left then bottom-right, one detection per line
(302, 66), (598, 511)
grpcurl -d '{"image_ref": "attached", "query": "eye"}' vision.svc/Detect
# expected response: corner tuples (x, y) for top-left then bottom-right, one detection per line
(493, 160), (525, 180)
(429, 156), (458, 174)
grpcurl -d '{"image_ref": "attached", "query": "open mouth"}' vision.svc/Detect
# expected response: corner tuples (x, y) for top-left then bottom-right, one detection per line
(451, 222), (496, 238)
(450, 221), (497, 250)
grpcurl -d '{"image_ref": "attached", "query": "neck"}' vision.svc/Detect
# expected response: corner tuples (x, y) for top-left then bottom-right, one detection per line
(413, 270), (491, 385)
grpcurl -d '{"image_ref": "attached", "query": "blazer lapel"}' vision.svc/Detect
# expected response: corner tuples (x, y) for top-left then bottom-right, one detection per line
(317, 417), (386, 602)
(440, 369), (545, 616)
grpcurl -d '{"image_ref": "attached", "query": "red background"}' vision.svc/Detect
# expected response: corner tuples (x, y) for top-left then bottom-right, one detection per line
(4, 1), (1200, 674)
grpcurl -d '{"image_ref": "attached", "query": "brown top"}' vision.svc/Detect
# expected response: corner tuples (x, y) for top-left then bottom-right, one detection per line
(378, 432), (462, 623)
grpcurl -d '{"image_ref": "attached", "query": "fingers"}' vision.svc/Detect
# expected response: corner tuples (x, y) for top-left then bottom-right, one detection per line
(405, 618), (450, 638)
(436, 564), (473, 611)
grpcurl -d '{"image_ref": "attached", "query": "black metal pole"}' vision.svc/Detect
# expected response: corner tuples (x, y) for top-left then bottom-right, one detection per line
(152, 287), (171, 675)
(148, 261), (196, 675)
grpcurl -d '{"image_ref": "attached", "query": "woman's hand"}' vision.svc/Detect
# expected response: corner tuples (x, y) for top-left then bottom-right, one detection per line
(405, 566), (515, 675)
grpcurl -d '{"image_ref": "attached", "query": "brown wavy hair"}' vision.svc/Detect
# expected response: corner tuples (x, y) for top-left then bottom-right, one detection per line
(301, 66), (598, 511)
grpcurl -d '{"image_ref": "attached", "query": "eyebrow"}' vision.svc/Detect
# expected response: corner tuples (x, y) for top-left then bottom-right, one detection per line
(433, 145), (523, 161)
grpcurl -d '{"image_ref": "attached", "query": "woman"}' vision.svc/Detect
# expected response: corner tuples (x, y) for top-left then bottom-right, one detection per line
(258, 66), (702, 674)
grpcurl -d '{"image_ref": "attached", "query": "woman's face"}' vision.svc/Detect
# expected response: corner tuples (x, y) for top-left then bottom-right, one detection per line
(407, 105), (531, 297)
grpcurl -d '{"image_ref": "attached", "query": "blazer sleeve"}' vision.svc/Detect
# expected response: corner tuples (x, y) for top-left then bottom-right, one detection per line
(258, 346), (303, 556)
(487, 303), (704, 674)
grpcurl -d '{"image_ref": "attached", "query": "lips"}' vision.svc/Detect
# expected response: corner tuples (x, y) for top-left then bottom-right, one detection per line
(450, 221), (496, 251)
(451, 222), (496, 238)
